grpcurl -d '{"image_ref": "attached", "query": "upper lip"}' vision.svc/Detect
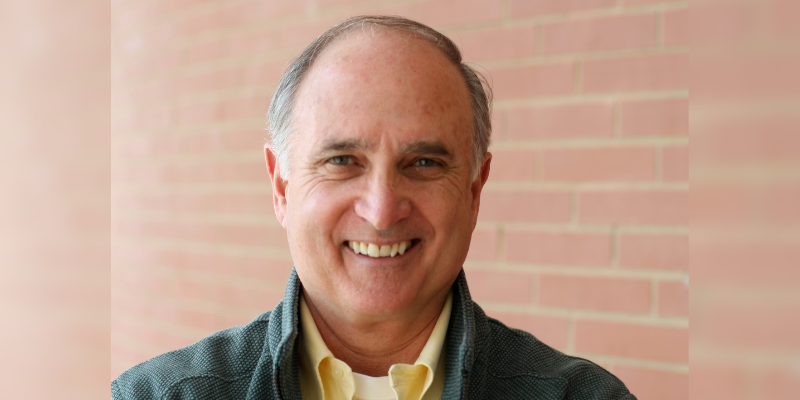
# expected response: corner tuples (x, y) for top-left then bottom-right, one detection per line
(345, 239), (415, 245)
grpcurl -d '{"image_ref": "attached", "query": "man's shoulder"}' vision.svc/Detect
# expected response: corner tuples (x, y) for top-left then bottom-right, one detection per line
(111, 310), (274, 400)
(479, 315), (636, 400)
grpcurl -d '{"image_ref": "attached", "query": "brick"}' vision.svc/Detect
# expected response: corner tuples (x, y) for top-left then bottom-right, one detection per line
(122, 221), (288, 248)
(208, 281), (285, 309)
(579, 190), (688, 225)
(229, 30), (276, 57)
(161, 162), (266, 184)
(705, 304), (800, 350)
(765, 0), (800, 38)
(480, 191), (572, 223)
(538, 275), (650, 313)
(506, 103), (615, 140)
(153, 304), (219, 332)
(764, 183), (800, 225)
(175, 68), (243, 96)
(541, 147), (655, 182)
(662, 146), (689, 181)
(162, 251), (293, 284)
(614, 367), (688, 400)
(169, 133), (221, 155)
(130, 79), (176, 106)
(466, 229), (498, 261)
(510, 0), (616, 17)
(506, 231), (612, 266)
(689, 366), (747, 400)
(179, 1), (302, 37)
(413, 0), (503, 28)
(232, 257), (294, 284)
(271, 18), (340, 51)
(114, 192), (274, 215)
(624, 0), (683, 4)
(218, 96), (268, 121)
(174, 279), (210, 301)
(140, 104), (174, 131)
(315, 0), (373, 8)
(757, 368), (800, 400)
(489, 312), (569, 349)
(491, 63), (574, 99)
(242, 60), (287, 86)
(575, 320), (688, 362)
(664, 8), (689, 46)
(583, 54), (688, 92)
(692, 1), (759, 45)
(658, 279), (688, 317)
(692, 242), (800, 285)
(622, 98), (689, 137)
(691, 183), (754, 226)
(113, 318), (193, 356)
(544, 14), (657, 54)
(465, 270), (531, 304)
(695, 119), (800, 164)
(177, 102), (217, 125)
(456, 25), (536, 61)
(619, 234), (688, 271)
(181, 39), (225, 65)
(223, 129), (266, 151)
(491, 109), (507, 139)
(489, 149), (536, 181)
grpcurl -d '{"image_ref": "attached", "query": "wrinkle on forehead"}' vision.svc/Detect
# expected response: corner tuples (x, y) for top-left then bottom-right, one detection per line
(291, 28), (474, 168)
(300, 30), (467, 106)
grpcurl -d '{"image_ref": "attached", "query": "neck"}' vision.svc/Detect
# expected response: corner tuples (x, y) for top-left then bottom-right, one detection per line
(303, 289), (448, 377)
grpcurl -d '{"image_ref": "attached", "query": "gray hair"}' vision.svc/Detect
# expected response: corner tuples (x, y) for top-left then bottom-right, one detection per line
(267, 15), (492, 181)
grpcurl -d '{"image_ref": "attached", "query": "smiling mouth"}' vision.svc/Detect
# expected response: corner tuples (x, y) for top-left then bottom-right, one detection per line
(345, 240), (418, 258)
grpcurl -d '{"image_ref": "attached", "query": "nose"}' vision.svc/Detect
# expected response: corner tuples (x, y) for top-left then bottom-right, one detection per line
(354, 172), (411, 231)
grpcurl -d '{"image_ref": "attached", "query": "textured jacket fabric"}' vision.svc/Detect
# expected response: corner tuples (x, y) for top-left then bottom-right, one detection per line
(112, 269), (637, 400)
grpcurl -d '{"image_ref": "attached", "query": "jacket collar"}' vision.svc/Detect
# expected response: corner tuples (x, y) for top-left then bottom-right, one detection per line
(263, 268), (482, 400)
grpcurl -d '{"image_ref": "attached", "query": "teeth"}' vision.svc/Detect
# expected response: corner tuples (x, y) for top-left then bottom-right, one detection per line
(348, 240), (412, 258)
(367, 243), (379, 257)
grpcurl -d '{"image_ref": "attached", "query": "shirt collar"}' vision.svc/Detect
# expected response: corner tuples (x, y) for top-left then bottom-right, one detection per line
(298, 291), (453, 400)
(264, 268), (481, 400)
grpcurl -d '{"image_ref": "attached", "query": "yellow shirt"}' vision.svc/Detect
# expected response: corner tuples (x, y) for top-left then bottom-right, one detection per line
(298, 292), (453, 400)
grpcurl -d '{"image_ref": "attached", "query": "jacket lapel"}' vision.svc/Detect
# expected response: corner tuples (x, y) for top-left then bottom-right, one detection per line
(246, 268), (303, 400)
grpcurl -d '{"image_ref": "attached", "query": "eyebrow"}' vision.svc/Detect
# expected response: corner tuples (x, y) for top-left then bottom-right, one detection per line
(313, 137), (452, 157)
(315, 138), (376, 154)
(401, 140), (452, 157)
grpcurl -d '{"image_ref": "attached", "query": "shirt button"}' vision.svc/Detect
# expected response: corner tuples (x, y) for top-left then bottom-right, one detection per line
(334, 368), (342, 378)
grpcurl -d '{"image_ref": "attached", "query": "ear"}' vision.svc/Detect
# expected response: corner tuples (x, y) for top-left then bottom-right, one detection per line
(265, 145), (288, 228)
(469, 152), (492, 228)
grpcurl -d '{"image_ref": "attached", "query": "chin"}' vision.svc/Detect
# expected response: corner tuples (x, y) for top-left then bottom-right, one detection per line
(342, 280), (420, 317)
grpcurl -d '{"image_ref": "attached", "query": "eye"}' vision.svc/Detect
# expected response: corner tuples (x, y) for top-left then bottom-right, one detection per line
(414, 158), (439, 167)
(328, 156), (354, 166)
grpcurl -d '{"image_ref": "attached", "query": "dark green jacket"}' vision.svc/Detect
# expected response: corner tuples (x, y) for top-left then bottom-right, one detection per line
(112, 269), (636, 399)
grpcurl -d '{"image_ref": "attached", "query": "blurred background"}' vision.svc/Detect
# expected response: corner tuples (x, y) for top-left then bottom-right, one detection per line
(109, 0), (689, 398)
(4, 0), (798, 399)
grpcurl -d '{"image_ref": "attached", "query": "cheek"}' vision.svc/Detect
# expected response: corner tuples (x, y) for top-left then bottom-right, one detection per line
(287, 182), (354, 248)
(414, 182), (474, 238)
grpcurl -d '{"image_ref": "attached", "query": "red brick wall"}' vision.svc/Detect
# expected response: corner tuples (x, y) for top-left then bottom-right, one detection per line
(111, 1), (688, 397)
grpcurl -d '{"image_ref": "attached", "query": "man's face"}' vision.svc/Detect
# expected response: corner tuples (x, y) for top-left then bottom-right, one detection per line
(268, 31), (490, 319)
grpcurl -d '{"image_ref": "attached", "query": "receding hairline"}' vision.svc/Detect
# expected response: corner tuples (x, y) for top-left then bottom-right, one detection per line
(266, 15), (492, 181)
(296, 24), (465, 91)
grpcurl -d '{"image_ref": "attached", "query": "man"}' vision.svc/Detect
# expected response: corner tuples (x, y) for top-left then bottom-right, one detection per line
(112, 16), (636, 400)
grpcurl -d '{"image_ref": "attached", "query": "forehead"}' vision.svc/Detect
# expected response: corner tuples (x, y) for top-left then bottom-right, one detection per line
(292, 29), (472, 150)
